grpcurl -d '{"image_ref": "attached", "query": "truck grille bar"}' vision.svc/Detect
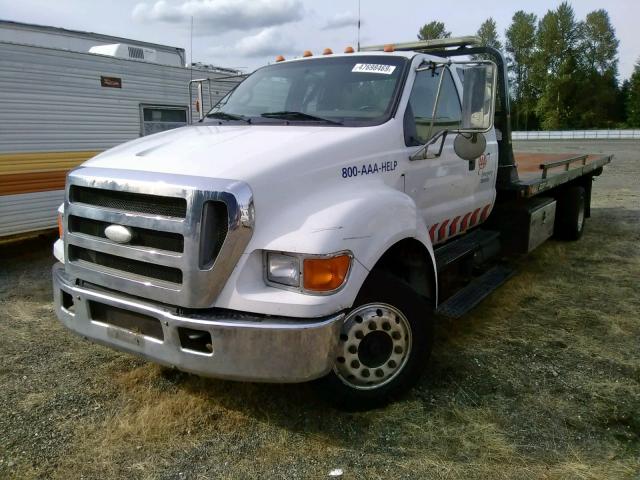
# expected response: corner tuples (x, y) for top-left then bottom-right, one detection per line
(64, 167), (254, 308)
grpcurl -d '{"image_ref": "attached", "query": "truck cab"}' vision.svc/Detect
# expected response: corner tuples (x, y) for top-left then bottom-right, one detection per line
(52, 38), (609, 408)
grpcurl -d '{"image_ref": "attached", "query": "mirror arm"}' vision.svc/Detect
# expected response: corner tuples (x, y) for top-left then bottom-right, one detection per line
(409, 129), (449, 161)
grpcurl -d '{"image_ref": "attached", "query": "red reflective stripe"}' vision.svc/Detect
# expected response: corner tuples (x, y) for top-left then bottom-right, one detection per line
(449, 216), (461, 236)
(429, 224), (438, 243)
(437, 219), (450, 242)
(480, 204), (492, 222)
(460, 212), (472, 231)
(469, 208), (481, 227)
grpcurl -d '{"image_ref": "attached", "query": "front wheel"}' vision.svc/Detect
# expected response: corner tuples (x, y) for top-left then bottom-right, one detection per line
(316, 271), (433, 410)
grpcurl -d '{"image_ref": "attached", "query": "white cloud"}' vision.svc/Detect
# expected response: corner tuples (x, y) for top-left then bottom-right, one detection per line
(132, 0), (304, 34)
(208, 28), (294, 58)
(322, 10), (358, 30)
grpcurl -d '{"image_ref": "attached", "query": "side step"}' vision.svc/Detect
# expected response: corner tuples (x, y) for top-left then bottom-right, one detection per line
(436, 265), (516, 319)
(434, 229), (500, 272)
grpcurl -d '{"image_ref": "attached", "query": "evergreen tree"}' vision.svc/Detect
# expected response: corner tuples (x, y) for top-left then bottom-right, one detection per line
(577, 10), (621, 126)
(580, 10), (619, 76)
(417, 21), (451, 41)
(533, 2), (583, 129)
(628, 61), (640, 127)
(472, 18), (502, 62)
(505, 11), (538, 130)
(476, 18), (502, 51)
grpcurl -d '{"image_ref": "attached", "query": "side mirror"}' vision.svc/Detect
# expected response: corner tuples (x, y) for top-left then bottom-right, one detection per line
(461, 64), (497, 131)
(454, 132), (486, 161)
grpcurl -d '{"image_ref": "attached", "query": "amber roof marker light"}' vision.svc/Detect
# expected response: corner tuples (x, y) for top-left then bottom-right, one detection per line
(322, 48), (333, 55)
(344, 46), (355, 53)
(383, 44), (395, 52)
(275, 55), (285, 62)
(303, 50), (313, 57)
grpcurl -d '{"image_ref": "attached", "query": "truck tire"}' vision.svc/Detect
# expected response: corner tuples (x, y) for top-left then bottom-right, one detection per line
(316, 271), (433, 410)
(554, 186), (586, 240)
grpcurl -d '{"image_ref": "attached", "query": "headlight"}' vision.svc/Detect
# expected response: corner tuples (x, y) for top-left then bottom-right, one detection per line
(266, 252), (300, 287)
(265, 251), (351, 293)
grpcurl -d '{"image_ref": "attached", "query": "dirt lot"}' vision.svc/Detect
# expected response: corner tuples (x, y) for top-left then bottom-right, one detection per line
(1, 140), (639, 479)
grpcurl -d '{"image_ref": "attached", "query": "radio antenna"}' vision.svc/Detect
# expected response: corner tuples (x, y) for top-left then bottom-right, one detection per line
(190, 16), (193, 78)
(357, 0), (361, 51)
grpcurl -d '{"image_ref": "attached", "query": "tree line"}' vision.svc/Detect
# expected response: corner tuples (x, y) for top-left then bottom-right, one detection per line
(417, 2), (640, 130)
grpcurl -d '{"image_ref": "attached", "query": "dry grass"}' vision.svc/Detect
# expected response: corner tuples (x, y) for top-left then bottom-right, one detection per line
(1, 140), (639, 479)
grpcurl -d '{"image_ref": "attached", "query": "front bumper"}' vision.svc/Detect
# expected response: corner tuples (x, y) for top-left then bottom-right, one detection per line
(52, 263), (344, 383)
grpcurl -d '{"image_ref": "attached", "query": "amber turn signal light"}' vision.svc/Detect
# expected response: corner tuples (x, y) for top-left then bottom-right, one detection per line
(303, 255), (351, 292)
(57, 213), (64, 238)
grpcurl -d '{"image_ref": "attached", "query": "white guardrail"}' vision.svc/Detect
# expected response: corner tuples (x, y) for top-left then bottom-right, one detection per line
(512, 130), (640, 140)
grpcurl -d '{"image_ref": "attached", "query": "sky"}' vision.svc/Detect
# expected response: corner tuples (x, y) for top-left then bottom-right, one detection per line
(1, 0), (639, 79)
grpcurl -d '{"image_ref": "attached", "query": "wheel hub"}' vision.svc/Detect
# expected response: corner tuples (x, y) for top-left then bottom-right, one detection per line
(358, 331), (393, 368)
(334, 303), (412, 390)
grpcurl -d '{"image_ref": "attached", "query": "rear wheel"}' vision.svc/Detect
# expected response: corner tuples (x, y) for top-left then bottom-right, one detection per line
(316, 271), (433, 410)
(554, 185), (586, 241)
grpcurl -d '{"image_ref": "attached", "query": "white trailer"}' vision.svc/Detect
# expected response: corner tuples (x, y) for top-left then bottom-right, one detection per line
(0, 21), (240, 238)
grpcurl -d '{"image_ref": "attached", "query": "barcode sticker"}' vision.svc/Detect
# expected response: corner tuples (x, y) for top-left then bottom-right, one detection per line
(351, 63), (396, 75)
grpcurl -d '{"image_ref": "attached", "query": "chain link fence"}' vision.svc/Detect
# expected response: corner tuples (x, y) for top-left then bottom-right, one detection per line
(512, 130), (640, 140)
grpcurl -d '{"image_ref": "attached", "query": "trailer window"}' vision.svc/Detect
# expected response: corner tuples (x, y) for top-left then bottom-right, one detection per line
(406, 67), (461, 145)
(141, 106), (188, 136)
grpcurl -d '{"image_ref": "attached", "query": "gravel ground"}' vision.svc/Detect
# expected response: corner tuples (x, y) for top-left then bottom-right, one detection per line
(1, 140), (639, 479)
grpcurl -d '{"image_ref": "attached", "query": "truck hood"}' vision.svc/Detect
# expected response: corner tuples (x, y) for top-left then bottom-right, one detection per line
(84, 124), (375, 182)
(83, 122), (405, 256)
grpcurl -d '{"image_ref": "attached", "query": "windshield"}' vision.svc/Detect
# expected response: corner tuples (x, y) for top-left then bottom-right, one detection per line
(205, 56), (408, 126)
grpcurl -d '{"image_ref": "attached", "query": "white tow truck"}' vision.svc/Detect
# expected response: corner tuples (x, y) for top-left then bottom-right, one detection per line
(52, 38), (611, 408)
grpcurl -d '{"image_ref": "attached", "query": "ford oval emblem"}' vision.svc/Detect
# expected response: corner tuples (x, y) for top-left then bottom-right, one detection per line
(104, 225), (133, 244)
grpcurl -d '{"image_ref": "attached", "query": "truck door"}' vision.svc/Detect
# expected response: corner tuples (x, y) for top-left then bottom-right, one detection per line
(402, 63), (496, 245)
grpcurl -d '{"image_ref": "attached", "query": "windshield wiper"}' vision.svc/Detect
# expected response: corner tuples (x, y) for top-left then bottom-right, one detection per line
(260, 111), (342, 125)
(206, 111), (251, 123)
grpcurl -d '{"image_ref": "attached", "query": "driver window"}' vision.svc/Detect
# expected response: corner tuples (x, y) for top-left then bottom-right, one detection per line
(405, 67), (461, 146)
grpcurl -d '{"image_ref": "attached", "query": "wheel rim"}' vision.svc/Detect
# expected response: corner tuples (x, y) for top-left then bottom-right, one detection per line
(577, 200), (585, 232)
(334, 303), (412, 390)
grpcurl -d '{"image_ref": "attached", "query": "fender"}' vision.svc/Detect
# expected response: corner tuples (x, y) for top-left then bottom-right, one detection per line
(241, 183), (438, 310)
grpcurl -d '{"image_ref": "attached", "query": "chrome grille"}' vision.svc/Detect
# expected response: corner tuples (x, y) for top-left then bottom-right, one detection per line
(68, 215), (184, 253)
(69, 245), (183, 284)
(64, 167), (254, 308)
(70, 185), (187, 218)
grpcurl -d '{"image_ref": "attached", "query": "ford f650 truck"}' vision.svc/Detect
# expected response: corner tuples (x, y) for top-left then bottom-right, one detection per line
(52, 37), (611, 408)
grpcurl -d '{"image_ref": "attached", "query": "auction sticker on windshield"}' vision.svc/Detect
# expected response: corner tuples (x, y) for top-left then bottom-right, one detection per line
(352, 63), (396, 74)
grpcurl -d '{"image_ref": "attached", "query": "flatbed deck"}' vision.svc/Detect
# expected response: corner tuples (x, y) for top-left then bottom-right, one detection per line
(501, 151), (613, 197)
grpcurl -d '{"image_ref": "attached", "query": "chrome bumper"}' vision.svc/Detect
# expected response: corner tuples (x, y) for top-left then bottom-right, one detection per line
(52, 264), (344, 383)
